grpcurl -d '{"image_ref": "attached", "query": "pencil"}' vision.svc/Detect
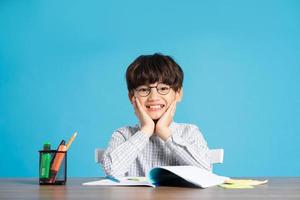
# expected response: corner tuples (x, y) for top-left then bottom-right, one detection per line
(66, 131), (77, 150)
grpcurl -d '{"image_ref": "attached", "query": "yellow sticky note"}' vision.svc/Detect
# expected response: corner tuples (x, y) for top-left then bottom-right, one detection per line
(224, 179), (268, 186)
(219, 184), (254, 189)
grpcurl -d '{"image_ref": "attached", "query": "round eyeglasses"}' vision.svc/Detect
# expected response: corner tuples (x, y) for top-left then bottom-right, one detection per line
(135, 83), (171, 97)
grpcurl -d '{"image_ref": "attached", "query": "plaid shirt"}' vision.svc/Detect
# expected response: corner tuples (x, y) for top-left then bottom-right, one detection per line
(101, 122), (212, 177)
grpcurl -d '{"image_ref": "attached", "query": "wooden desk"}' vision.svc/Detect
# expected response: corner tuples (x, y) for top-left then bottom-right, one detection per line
(0, 178), (299, 200)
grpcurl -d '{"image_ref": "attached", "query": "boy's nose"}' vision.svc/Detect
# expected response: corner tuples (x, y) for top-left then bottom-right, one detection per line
(148, 88), (160, 99)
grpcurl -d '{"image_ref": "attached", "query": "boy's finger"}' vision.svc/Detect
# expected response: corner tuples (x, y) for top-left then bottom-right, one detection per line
(135, 98), (146, 114)
(132, 98), (137, 110)
(163, 101), (176, 118)
(170, 101), (177, 117)
(131, 99), (139, 115)
(132, 98), (143, 118)
(135, 98), (141, 109)
(171, 104), (176, 116)
(169, 101), (176, 111)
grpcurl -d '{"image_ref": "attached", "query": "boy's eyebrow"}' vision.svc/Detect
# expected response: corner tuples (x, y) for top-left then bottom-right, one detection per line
(138, 82), (169, 87)
(136, 84), (150, 88)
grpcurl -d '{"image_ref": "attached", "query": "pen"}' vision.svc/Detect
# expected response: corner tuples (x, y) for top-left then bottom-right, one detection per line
(49, 140), (67, 183)
(105, 176), (120, 183)
(66, 131), (77, 150)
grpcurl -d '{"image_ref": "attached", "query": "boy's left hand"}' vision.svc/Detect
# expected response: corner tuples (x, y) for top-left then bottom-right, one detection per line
(155, 100), (177, 141)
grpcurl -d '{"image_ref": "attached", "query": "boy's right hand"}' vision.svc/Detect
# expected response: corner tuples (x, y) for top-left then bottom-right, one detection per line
(132, 97), (155, 136)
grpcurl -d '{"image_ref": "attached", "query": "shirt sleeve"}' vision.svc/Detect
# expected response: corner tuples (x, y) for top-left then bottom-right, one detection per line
(100, 128), (150, 177)
(164, 125), (212, 171)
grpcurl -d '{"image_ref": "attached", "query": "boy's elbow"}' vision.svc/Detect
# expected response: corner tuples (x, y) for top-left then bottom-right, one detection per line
(100, 154), (125, 177)
(100, 154), (113, 176)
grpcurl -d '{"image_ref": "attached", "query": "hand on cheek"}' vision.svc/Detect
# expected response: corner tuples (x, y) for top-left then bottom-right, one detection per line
(155, 101), (177, 141)
(132, 97), (155, 137)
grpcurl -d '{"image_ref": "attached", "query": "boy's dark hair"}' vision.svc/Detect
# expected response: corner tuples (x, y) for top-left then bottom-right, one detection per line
(126, 53), (184, 95)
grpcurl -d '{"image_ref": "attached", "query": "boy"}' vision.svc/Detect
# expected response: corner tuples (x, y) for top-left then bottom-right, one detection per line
(101, 53), (211, 177)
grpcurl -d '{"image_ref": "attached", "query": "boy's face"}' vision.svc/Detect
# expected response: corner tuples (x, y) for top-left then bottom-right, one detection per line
(130, 82), (182, 120)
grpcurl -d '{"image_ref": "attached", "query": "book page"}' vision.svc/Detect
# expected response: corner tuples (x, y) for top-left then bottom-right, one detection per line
(82, 177), (154, 187)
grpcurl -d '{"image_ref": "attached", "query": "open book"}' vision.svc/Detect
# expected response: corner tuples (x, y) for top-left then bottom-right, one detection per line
(83, 166), (228, 188)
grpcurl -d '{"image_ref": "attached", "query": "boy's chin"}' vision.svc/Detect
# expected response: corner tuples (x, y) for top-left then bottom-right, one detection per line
(149, 115), (163, 121)
(151, 117), (161, 121)
(148, 111), (165, 121)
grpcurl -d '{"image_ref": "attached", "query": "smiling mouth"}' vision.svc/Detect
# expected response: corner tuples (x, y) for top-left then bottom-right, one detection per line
(146, 105), (165, 110)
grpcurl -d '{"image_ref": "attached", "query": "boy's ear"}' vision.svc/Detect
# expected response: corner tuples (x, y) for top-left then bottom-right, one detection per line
(176, 88), (183, 102)
(128, 92), (134, 104)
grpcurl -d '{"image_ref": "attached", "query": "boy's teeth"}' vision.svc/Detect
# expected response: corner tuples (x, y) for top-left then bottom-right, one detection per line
(148, 105), (163, 109)
(149, 105), (161, 109)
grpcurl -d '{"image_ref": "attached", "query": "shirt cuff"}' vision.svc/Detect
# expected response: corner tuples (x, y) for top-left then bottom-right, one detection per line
(165, 134), (187, 148)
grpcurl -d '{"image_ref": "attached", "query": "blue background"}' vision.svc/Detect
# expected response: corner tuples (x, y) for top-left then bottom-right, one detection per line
(0, 0), (299, 177)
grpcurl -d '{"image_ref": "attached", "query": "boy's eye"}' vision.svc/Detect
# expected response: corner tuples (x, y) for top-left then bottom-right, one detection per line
(159, 87), (169, 91)
(137, 88), (149, 92)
